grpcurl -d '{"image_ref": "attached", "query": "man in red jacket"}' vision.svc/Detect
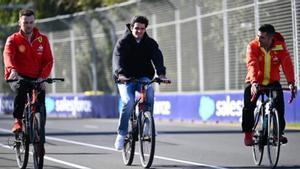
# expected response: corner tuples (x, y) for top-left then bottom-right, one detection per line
(242, 24), (297, 146)
(3, 9), (53, 133)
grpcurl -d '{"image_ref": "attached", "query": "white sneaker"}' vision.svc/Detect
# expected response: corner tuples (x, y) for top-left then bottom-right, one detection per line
(114, 134), (125, 150)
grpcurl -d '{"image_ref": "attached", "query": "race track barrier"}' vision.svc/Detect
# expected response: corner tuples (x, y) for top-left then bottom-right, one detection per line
(1, 91), (299, 122)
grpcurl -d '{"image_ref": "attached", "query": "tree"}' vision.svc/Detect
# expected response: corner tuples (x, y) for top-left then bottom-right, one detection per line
(0, 0), (128, 93)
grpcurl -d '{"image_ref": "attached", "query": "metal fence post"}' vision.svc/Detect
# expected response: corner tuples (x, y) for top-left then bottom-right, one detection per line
(223, 0), (229, 91)
(175, 9), (182, 92)
(196, 5), (204, 92)
(70, 30), (77, 93)
(291, 0), (299, 87)
(49, 32), (56, 93)
(254, 0), (259, 32)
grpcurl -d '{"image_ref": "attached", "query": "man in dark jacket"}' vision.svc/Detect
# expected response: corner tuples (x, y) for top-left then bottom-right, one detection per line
(112, 15), (169, 150)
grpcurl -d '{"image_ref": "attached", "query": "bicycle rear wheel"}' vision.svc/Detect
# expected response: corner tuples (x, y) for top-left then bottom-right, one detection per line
(267, 108), (280, 167)
(122, 118), (136, 165)
(32, 112), (45, 169)
(252, 106), (264, 166)
(139, 111), (155, 168)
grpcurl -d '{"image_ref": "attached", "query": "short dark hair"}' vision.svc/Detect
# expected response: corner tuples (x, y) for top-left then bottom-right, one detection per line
(19, 9), (35, 18)
(258, 24), (275, 36)
(130, 16), (149, 28)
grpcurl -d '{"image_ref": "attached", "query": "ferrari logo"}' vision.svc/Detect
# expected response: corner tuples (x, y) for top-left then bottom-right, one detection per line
(38, 37), (43, 43)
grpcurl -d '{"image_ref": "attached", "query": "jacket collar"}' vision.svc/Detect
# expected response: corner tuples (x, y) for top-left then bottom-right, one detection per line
(18, 27), (40, 40)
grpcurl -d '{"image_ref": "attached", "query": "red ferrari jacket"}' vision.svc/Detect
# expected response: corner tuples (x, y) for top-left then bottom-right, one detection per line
(3, 28), (53, 80)
(245, 32), (295, 85)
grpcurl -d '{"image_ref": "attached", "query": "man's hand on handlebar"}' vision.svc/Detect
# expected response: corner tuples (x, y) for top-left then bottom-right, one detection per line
(8, 69), (20, 80)
(251, 83), (259, 96)
(158, 75), (171, 84)
(8, 70), (22, 90)
(117, 74), (130, 83)
(37, 78), (46, 90)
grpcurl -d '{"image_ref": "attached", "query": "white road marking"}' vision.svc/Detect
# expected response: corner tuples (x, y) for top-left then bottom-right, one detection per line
(46, 136), (228, 169)
(43, 156), (91, 169)
(1, 127), (228, 169)
(0, 128), (91, 169)
(154, 155), (228, 169)
(83, 125), (99, 129)
(0, 128), (11, 133)
(47, 136), (117, 152)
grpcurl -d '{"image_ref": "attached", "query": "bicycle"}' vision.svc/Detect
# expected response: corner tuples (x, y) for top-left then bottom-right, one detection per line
(120, 77), (170, 168)
(7, 77), (64, 169)
(251, 85), (296, 168)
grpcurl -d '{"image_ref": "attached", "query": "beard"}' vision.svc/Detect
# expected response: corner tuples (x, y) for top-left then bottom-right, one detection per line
(23, 27), (33, 35)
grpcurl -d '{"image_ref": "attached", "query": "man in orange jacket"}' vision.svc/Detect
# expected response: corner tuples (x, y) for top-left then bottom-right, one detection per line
(242, 24), (297, 146)
(3, 9), (53, 133)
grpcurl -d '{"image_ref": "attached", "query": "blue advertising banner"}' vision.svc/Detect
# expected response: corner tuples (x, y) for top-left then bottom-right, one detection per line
(153, 91), (300, 122)
(0, 94), (119, 118)
(153, 93), (244, 122)
(45, 94), (119, 118)
(1, 91), (299, 122)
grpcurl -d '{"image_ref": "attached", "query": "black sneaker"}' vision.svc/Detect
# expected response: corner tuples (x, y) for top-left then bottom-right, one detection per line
(279, 135), (288, 144)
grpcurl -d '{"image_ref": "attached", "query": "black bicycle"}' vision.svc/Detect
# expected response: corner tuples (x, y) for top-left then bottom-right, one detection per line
(121, 77), (170, 168)
(7, 78), (64, 169)
(251, 85), (295, 168)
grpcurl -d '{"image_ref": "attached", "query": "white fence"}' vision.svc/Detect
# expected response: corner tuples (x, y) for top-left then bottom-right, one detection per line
(1, 0), (299, 94)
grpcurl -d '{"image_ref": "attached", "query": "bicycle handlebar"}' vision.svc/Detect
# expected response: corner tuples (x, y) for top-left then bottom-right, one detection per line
(117, 77), (171, 85)
(251, 85), (297, 104)
(6, 77), (65, 84)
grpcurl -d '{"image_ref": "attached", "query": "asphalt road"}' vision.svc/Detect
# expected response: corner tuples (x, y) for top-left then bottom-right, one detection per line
(1, 115), (300, 169)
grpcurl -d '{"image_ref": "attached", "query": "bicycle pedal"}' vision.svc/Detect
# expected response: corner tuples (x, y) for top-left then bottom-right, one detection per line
(7, 137), (17, 149)
(142, 136), (151, 141)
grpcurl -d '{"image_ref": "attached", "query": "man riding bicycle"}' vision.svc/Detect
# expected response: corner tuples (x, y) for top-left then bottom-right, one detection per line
(3, 9), (53, 133)
(242, 24), (297, 146)
(112, 15), (169, 150)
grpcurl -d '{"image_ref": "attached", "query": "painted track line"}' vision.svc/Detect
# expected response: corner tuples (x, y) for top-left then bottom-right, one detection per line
(46, 136), (228, 169)
(0, 128), (91, 169)
(1, 128), (228, 169)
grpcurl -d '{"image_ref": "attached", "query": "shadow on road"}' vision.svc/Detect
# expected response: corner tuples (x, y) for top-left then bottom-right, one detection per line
(1, 129), (299, 137)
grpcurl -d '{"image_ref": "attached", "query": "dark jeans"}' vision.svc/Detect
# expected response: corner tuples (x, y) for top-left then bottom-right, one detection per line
(242, 82), (285, 134)
(10, 78), (46, 120)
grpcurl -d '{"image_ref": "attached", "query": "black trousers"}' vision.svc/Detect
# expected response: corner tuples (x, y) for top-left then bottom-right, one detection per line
(242, 82), (285, 134)
(10, 78), (46, 119)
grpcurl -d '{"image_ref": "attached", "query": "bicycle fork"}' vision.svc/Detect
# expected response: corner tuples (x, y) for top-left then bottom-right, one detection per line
(28, 90), (44, 144)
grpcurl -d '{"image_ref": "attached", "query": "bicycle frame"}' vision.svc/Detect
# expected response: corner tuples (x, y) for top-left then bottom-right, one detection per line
(25, 87), (43, 143)
(252, 86), (291, 168)
(126, 79), (154, 143)
(7, 78), (64, 169)
(122, 77), (170, 168)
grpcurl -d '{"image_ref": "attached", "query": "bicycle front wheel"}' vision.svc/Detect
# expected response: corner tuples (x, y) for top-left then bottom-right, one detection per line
(32, 112), (45, 169)
(122, 117), (136, 166)
(267, 108), (280, 167)
(139, 111), (155, 168)
(15, 130), (29, 169)
(252, 106), (264, 166)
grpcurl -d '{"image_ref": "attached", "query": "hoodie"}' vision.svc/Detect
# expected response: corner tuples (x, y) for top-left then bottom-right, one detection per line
(112, 24), (166, 80)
